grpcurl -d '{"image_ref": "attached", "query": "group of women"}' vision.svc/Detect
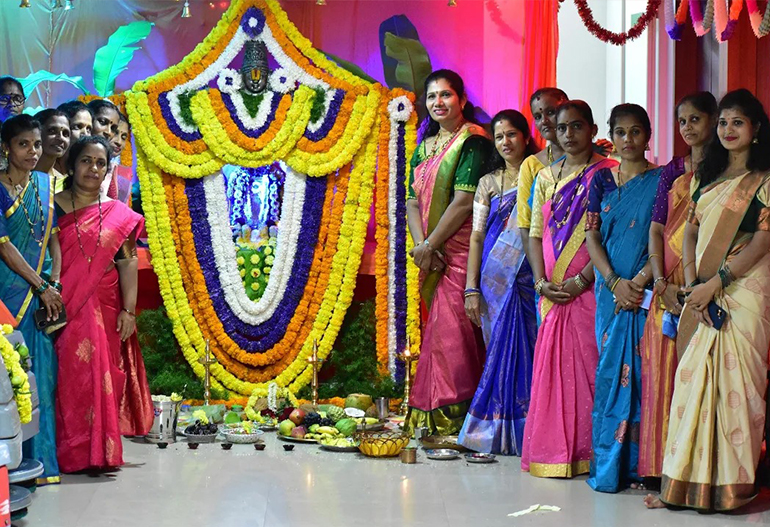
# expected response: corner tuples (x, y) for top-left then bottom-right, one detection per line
(0, 76), (153, 484)
(405, 68), (770, 512)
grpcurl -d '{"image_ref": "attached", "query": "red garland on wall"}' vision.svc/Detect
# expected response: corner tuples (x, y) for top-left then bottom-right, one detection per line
(574, 0), (663, 46)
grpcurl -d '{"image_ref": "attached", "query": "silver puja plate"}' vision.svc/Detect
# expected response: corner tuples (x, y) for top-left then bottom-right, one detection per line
(464, 452), (496, 464)
(425, 448), (459, 460)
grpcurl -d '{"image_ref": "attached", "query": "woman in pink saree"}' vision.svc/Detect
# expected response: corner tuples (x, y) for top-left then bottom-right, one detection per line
(54, 136), (153, 473)
(405, 70), (492, 435)
(521, 101), (617, 477)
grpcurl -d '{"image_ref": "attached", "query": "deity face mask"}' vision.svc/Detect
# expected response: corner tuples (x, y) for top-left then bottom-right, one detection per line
(240, 40), (269, 94)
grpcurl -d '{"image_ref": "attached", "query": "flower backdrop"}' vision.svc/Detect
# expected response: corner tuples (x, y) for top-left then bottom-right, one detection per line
(125, 0), (419, 396)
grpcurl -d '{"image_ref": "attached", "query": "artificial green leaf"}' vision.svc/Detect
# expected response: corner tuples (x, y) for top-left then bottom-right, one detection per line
(383, 32), (432, 99)
(18, 70), (89, 96)
(93, 21), (154, 97)
(322, 51), (377, 84)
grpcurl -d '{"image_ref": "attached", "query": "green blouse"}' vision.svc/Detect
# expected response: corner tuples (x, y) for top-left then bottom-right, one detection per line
(407, 135), (491, 201)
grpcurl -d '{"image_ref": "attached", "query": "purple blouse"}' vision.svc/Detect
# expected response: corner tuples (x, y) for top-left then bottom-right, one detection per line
(650, 157), (687, 224)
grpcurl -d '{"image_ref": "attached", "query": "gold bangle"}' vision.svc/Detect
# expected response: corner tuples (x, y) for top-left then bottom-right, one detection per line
(648, 253), (661, 260)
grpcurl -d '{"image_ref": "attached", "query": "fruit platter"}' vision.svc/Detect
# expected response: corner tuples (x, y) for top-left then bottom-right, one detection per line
(221, 422), (265, 444)
(277, 407), (358, 444)
(319, 436), (360, 453)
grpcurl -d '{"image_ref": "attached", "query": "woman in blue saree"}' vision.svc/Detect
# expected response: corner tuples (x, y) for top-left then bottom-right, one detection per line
(585, 104), (661, 493)
(0, 114), (63, 484)
(459, 110), (538, 455)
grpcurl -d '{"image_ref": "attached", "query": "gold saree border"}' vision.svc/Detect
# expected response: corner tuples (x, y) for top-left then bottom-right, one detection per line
(661, 475), (757, 511)
(527, 460), (590, 479)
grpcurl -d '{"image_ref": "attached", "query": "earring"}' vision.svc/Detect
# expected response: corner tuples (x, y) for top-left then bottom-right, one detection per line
(753, 137), (760, 144)
(645, 143), (650, 151)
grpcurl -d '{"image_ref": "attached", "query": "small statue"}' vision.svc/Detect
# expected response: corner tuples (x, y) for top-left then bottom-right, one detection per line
(240, 40), (269, 95)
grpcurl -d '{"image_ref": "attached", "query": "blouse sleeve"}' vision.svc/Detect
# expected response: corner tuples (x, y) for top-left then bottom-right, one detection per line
(585, 168), (609, 231)
(406, 143), (423, 201)
(755, 174), (770, 231)
(516, 155), (542, 229)
(651, 158), (686, 225)
(529, 170), (548, 239)
(472, 175), (494, 233)
(454, 136), (492, 194)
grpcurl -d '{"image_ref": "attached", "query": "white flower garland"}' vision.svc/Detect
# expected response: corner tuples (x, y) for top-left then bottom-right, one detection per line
(267, 381), (278, 411)
(268, 68), (298, 94)
(168, 28), (250, 135)
(202, 162), (306, 324)
(386, 96), (413, 377)
(306, 88), (338, 134)
(228, 91), (276, 130)
(216, 68), (243, 95)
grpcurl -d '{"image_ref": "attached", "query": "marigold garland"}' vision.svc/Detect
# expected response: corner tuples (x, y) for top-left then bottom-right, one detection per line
(374, 91), (392, 375)
(0, 329), (32, 424)
(130, 0), (415, 396)
(575, 0), (662, 45)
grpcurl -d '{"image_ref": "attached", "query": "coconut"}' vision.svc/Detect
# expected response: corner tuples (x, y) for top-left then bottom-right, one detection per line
(344, 393), (373, 412)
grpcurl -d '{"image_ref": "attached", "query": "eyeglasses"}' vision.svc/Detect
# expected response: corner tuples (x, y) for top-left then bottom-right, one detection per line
(0, 95), (25, 107)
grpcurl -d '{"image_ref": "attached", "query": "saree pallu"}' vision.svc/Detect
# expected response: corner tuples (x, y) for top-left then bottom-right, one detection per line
(588, 168), (660, 493)
(0, 171), (59, 483)
(407, 129), (487, 435)
(639, 170), (692, 478)
(458, 189), (537, 455)
(521, 160), (614, 477)
(661, 174), (770, 511)
(55, 201), (150, 472)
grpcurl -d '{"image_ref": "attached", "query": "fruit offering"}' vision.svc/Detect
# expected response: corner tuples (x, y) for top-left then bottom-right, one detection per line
(319, 437), (360, 449)
(184, 420), (218, 436)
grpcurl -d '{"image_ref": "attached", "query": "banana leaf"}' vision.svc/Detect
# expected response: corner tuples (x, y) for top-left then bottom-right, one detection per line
(379, 15), (421, 92)
(383, 32), (432, 99)
(93, 21), (154, 97)
(18, 70), (89, 96)
(322, 51), (377, 84)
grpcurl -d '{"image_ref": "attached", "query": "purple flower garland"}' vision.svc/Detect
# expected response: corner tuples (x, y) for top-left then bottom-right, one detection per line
(184, 173), (326, 352)
(158, 91), (203, 142)
(221, 92), (281, 138)
(393, 123), (408, 383)
(303, 89), (345, 142)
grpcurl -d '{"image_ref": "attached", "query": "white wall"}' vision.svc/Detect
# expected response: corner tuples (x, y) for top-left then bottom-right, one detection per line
(557, 0), (650, 140)
(556, 0), (609, 137)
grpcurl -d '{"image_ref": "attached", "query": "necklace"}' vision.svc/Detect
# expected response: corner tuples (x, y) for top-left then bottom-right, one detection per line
(427, 121), (465, 160)
(547, 144), (554, 165)
(70, 190), (103, 264)
(4, 171), (45, 247)
(551, 154), (593, 228)
(496, 166), (518, 212)
(617, 161), (650, 197)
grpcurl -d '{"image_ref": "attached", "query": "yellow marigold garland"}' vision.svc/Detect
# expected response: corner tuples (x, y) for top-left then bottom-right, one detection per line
(0, 328), (31, 424)
(374, 91), (391, 374)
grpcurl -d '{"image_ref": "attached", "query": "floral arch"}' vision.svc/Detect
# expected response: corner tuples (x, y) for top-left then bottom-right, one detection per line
(125, 0), (420, 397)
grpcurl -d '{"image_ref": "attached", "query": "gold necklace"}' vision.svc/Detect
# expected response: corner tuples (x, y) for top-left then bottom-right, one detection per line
(70, 190), (104, 264)
(617, 161), (650, 197)
(427, 121), (465, 160)
(4, 171), (45, 246)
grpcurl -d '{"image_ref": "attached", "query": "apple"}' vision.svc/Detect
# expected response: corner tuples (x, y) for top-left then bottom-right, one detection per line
(278, 419), (296, 436)
(289, 408), (306, 425)
(290, 426), (307, 439)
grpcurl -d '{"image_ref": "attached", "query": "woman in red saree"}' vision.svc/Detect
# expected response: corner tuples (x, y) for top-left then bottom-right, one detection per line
(54, 136), (153, 473)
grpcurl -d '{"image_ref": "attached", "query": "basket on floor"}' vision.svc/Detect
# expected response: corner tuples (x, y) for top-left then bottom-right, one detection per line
(354, 430), (409, 458)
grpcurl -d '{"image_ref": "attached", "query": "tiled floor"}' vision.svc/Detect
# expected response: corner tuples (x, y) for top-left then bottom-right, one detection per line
(15, 436), (770, 526)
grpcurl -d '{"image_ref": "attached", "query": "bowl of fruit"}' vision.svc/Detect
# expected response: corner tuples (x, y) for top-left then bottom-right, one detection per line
(184, 421), (219, 443)
(222, 422), (265, 444)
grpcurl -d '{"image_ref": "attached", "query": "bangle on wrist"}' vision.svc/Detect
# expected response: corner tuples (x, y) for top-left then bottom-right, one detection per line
(50, 280), (62, 293)
(464, 287), (481, 298)
(423, 239), (434, 251)
(573, 273), (589, 291)
(534, 278), (546, 295)
(653, 277), (667, 291)
(34, 281), (50, 296)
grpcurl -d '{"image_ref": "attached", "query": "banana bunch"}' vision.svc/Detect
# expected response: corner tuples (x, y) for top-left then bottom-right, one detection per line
(304, 426), (342, 441)
(320, 437), (359, 448)
(354, 417), (380, 426)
